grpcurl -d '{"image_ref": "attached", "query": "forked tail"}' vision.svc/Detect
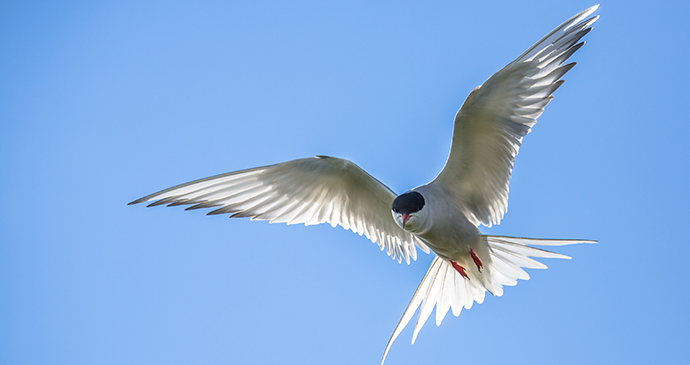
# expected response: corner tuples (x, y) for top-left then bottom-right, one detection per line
(380, 235), (595, 365)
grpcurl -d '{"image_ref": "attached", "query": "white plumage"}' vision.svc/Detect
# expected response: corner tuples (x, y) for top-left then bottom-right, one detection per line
(130, 5), (599, 364)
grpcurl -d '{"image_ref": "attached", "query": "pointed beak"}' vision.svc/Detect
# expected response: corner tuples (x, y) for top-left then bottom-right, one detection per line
(402, 213), (410, 229)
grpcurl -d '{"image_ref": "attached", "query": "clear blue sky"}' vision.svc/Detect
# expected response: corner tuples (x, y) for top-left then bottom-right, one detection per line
(2, 1), (688, 364)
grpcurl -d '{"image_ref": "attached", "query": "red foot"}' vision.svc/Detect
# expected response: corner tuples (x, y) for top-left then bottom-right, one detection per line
(450, 260), (470, 280)
(470, 249), (483, 272)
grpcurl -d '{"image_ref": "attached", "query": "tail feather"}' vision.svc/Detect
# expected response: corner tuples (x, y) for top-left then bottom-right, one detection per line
(380, 235), (595, 365)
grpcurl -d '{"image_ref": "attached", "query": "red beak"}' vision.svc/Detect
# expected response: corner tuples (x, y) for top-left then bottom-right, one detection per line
(402, 213), (410, 229)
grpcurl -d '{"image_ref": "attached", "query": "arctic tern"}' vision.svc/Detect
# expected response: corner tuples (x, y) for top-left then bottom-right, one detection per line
(130, 5), (598, 364)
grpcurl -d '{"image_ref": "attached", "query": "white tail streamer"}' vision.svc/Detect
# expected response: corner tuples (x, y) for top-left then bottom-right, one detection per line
(380, 235), (596, 365)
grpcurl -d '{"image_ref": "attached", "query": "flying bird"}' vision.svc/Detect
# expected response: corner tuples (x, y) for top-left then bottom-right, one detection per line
(130, 5), (599, 364)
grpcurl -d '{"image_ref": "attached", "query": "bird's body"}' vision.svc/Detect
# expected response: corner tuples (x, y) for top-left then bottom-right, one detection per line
(403, 185), (482, 263)
(130, 5), (599, 364)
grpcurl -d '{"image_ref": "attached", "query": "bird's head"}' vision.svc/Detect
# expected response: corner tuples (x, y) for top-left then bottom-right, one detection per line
(392, 191), (427, 233)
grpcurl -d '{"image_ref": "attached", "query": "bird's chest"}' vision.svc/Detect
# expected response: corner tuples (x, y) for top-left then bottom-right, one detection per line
(416, 203), (481, 261)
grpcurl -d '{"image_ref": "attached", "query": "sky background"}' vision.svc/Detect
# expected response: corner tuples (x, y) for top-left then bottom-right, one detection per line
(2, 1), (688, 364)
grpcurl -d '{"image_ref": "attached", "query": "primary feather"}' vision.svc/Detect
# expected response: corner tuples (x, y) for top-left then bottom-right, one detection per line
(130, 156), (429, 263)
(433, 5), (599, 227)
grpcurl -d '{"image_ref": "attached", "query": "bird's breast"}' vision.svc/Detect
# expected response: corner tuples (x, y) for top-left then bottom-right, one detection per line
(414, 191), (482, 261)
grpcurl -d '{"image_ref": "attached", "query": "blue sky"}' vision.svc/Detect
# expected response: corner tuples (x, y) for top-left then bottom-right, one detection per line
(2, 1), (688, 364)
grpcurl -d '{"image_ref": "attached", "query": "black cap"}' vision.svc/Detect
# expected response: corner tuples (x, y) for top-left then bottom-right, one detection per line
(392, 191), (425, 214)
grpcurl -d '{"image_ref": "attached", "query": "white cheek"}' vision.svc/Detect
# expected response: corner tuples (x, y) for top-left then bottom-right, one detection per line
(406, 212), (428, 233)
(392, 212), (403, 228)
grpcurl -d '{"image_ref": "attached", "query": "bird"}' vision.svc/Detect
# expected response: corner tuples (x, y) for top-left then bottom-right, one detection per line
(129, 5), (598, 364)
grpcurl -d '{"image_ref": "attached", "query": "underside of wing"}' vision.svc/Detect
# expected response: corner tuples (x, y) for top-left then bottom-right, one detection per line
(433, 5), (599, 227)
(130, 156), (429, 263)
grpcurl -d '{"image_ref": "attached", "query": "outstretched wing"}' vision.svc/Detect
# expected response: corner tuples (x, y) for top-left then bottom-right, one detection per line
(432, 5), (599, 227)
(129, 156), (429, 263)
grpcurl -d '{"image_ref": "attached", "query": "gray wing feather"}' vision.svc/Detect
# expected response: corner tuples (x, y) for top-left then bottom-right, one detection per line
(130, 156), (429, 263)
(432, 5), (598, 227)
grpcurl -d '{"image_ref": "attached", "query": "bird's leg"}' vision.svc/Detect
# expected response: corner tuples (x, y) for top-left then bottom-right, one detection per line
(450, 260), (470, 280)
(470, 249), (483, 272)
